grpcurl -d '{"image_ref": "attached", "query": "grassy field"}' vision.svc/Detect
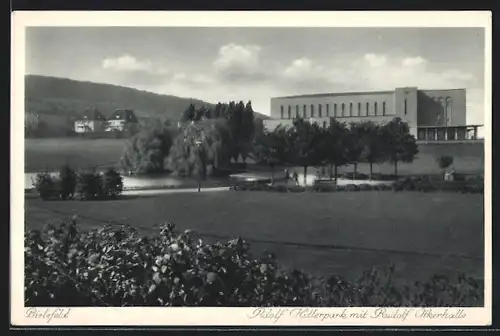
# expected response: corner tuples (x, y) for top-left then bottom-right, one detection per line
(25, 138), (128, 172)
(25, 191), (484, 285)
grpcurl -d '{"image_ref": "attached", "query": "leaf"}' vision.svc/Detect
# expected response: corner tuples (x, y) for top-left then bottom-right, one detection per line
(161, 265), (168, 274)
(148, 284), (157, 294)
(153, 272), (161, 284)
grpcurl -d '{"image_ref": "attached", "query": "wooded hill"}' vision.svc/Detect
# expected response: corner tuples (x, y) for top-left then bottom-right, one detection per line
(25, 75), (268, 137)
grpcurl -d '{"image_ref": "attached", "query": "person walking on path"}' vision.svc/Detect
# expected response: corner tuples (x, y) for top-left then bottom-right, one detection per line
(292, 171), (299, 186)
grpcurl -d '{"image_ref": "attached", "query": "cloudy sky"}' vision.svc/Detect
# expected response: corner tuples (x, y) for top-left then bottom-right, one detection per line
(26, 27), (485, 124)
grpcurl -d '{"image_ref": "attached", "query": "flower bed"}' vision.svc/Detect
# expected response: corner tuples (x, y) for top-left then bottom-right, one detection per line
(25, 219), (483, 307)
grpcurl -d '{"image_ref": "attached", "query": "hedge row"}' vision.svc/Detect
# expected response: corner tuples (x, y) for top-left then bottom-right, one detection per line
(230, 177), (484, 194)
(34, 166), (123, 201)
(25, 219), (484, 307)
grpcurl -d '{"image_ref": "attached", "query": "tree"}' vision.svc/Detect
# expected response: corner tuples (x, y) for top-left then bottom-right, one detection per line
(181, 104), (196, 122)
(436, 155), (454, 179)
(166, 121), (232, 180)
(120, 124), (174, 175)
(358, 121), (386, 180)
(193, 106), (206, 122)
(251, 126), (289, 185)
(240, 101), (256, 163)
(381, 118), (419, 179)
(75, 170), (103, 200)
(285, 118), (324, 186)
(58, 164), (77, 200)
(345, 123), (366, 180)
(204, 108), (212, 120)
(226, 101), (245, 162)
(102, 168), (124, 198)
(319, 118), (349, 182)
(212, 103), (222, 119)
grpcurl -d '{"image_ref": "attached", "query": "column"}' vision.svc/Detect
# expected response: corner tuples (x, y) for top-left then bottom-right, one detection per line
(454, 127), (458, 141)
(434, 128), (438, 141)
(473, 127), (478, 140)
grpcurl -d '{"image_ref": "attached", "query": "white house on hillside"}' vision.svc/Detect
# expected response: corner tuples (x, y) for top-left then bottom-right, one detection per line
(74, 108), (107, 133)
(105, 109), (139, 132)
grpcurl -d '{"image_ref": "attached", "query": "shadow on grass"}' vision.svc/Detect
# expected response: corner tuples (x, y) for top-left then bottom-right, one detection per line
(24, 194), (158, 202)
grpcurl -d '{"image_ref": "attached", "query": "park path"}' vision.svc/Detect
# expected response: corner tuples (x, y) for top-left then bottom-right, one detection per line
(121, 186), (230, 196)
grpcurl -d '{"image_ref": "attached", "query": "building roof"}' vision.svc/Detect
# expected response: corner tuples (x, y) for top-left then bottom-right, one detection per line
(108, 109), (139, 123)
(78, 108), (106, 121)
(273, 90), (394, 99)
(274, 87), (467, 100)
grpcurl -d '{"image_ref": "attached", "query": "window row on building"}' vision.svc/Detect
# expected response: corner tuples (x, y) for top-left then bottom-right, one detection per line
(280, 101), (388, 119)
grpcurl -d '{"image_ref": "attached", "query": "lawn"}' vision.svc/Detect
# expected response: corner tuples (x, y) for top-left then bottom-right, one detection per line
(24, 138), (128, 172)
(25, 191), (484, 285)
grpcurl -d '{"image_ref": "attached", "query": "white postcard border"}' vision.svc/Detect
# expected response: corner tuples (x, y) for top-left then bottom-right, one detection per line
(10, 10), (492, 327)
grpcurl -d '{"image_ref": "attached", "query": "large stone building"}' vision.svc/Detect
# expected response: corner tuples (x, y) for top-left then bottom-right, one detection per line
(264, 87), (481, 141)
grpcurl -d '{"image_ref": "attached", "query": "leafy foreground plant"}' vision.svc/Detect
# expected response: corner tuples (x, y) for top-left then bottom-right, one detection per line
(25, 219), (484, 307)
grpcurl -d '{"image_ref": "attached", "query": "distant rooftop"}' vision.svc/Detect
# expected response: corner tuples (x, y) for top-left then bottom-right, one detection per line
(78, 108), (106, 121)
(274, 90), (394, 99)
(109, 109), (139, 123)
(273, 88), (466, 99)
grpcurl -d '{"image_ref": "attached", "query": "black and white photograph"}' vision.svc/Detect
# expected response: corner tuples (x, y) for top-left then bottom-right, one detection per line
(11, 11), (491, 326)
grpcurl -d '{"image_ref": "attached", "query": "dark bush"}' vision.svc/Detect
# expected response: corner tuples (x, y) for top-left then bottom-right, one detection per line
(33, 173), (59, 200)
(58, 165), (77, 200)
(345, 184), (360, 192)
(288, 186), (306, 193)
(377, 184), (392, 191)
(24, 220), (484, 307)
(358, 184), (373, 191)
(74, 171), (104, 200)
(102, 168), (124, 198)
(272, 185), (289, 193)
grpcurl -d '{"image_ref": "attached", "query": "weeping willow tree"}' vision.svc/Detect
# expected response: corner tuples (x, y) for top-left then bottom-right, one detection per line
(120, 124), (175, 175)
(166, 120), (232, 179)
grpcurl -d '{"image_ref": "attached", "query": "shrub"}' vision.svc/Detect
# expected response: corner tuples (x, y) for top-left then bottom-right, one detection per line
(358, 184), (373, 191)
(58, 165), (77, 200)
(102, 168), (124, 198)
(345, 184), (360, 192)
(392, 178), (416, 192)
(74, 171), (104, 200)
(24, 219), (484, 307)
(309, 185), (336, 192)
(33, 173), (59, 200)
(336, 185), (346, 192)
(436, 155), (454, 174)
(272, 185), (289, 193)
(288, 186), (306, 193)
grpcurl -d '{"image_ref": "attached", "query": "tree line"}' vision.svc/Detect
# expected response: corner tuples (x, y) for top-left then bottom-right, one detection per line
(121, 101), (258, 176)
(121, 99), (419, 184)
(253, 117), (419, 185)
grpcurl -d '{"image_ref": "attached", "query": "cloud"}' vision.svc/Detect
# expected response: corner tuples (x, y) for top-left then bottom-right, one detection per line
(283, 58), (325, 79)
(212, 43), (270, 81)
(102, 54), (161, 73)
(101, 54), (179, 85)
(275, 52), (483, 125)
(364, 53), (388, 67)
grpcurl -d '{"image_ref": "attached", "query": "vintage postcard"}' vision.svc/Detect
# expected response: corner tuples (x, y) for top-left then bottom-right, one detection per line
(11, 11), (492, 327)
